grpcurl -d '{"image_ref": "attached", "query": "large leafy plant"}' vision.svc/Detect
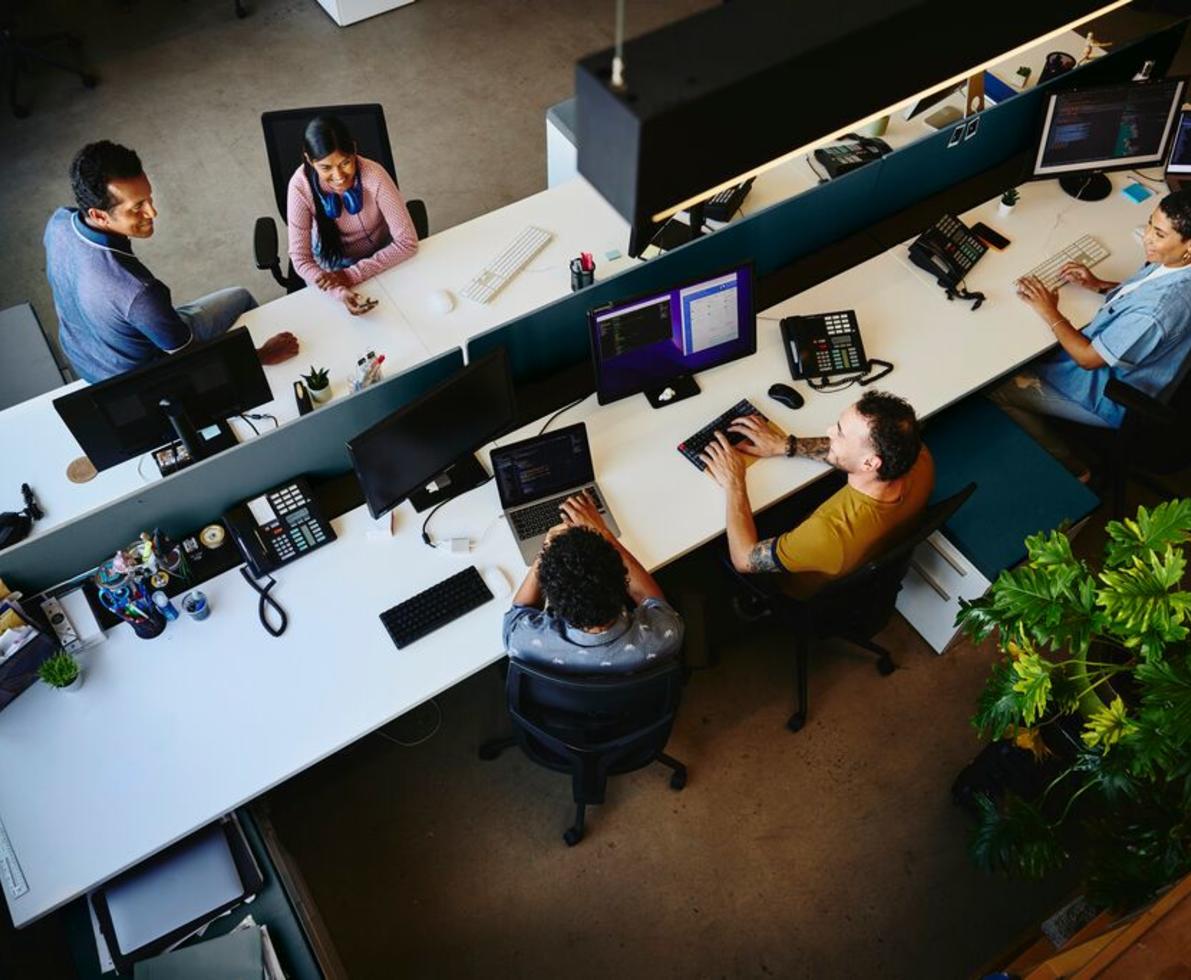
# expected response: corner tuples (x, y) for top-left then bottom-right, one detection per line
(957, 499), (1191, 910)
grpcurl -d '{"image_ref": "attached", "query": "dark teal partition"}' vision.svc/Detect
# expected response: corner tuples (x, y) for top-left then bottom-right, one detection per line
(2, 349), (464, 593)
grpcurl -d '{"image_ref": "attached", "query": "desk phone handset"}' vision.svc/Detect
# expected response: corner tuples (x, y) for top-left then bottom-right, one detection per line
(780, 310), (893, 389)
(223, 478), (336, 578)
(813, 134), (893, 179)
(908, 214), (988, 309)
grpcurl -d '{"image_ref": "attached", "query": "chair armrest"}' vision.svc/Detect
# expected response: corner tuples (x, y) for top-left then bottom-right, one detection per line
(253, 216), (279, 270)
(407, 199), (429, 241)
(1105, 377), (1177, 427)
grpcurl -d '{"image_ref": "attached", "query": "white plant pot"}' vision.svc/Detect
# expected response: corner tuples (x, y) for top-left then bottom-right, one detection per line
(998, 202), (1016, 217)
(308, 384), (332, 405)
(61, 670), (83, 693)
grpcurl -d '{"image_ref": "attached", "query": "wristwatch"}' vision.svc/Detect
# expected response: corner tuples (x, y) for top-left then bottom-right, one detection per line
(785, 435), (798, 458)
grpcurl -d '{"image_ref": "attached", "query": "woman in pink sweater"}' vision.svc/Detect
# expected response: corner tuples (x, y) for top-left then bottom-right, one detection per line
(286, 115), (418, 315)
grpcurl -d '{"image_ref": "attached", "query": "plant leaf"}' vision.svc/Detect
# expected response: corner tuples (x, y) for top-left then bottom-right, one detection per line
(1012, 653), (1054, 726)
(1081, 695), (1137, 752)
(1098, 546), (1191, 659)
(969, 792), (1067, 879)
(1104, 499), (1191, 568)
(973, 661), (1026, 740)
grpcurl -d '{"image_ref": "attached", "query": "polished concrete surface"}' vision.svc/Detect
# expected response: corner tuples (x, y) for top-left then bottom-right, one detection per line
(0, 1), (1187, 977)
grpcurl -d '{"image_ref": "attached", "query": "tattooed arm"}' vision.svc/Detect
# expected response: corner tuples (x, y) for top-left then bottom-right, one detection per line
(701, 433), (785, 573)
(790, 436), (831, 462)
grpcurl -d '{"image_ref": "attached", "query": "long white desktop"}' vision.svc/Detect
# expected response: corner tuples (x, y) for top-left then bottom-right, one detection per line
(0, 168), (1154, 927)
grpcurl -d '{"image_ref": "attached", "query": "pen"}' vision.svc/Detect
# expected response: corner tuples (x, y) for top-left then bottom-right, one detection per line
(581, 252), (594, 272)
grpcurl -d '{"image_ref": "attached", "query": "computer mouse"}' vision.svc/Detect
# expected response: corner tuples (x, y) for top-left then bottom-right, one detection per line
(427, 289), (455, 315)
(768, 383), (804, 410)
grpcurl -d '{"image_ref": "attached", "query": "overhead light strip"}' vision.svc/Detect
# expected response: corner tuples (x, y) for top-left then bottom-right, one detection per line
(649, 0), (1133, 224)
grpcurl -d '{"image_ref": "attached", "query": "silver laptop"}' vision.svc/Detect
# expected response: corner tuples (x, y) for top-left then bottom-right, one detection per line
(491, 422), (620, 564)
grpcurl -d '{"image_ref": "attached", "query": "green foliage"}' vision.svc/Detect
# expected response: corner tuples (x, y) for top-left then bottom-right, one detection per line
(970, 793), (1066, 879)
(302, 365), (330, 390)
(37, 651), (79, 688)
(1001, 187), (1020, 206)
(961, 499), (1191, 910)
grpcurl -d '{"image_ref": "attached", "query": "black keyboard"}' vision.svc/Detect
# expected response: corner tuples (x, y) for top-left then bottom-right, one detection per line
(379, 566), (494, 649)
(677, 398), (769, 471)
(510, 486), (606, 540)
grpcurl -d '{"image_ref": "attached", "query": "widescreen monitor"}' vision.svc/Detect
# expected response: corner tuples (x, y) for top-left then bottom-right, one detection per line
(1032, 78), (1186, 200)
(346, 348), (515, 518)
(52, 327), (272, 472)
(1165, 108), (1191, 190)
(587, 262), (755, 407)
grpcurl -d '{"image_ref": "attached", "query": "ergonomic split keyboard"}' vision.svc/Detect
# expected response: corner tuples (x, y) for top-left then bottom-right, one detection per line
(510, 487), (607, 540)
(677, 398), (769, 471)
(1019, 235), (1111, 291)
(379, 566), (494, 649)
(460, 225), (554, 304)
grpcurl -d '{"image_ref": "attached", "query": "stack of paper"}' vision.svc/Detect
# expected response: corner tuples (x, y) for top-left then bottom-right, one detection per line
(133, 916), (284, 979)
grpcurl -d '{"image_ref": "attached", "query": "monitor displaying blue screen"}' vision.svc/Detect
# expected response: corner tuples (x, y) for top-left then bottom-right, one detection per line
(587, 262), (755, 404)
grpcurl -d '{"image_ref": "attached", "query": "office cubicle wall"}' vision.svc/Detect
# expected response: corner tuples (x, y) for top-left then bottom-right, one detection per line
(470, 20), (1188, 404)
(1, 350), (465, 593)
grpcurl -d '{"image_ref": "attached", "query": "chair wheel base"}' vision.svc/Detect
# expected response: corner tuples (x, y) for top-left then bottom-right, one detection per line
(877, 656), (896, 676)
(669, 768), (687, 791)
(563, 826), (583, 846)
(786, 711), (806, 733)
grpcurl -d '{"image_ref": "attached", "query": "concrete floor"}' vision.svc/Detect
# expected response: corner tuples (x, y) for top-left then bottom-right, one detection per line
(2, 2), (1189, 978)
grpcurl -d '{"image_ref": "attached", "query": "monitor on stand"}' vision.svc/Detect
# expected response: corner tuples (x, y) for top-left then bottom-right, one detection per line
(346, 349), (516, 517)
(587, 261), (755, 408)
(1031, 78), (1186, 202)
(1164, 108), (1191, 191)
(52, 327), (273, 474)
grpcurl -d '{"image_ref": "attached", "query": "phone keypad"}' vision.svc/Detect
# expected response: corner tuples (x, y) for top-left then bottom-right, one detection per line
(257, 483), (334, 566)
(810, 312), (863, 373)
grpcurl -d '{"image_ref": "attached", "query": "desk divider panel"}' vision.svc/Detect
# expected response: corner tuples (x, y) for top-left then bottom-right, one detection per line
(2, 349), (465, 593)
(469, 20), (1185, 402)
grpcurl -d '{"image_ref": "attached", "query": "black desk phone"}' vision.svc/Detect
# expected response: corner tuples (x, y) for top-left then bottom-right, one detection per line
(223, 477), (336, 577)
(780, 311), (894, 388)
(813, 134), (892, 179)
(908, 213), (987, 291)
(702, 177), (756, 222)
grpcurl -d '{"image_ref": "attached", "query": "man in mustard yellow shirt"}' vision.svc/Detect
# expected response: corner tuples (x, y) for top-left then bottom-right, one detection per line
(701, 391), (934, 599)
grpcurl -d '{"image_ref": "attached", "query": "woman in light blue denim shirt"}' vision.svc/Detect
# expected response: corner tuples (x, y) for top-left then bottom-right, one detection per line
(992, 191), (1191, 443)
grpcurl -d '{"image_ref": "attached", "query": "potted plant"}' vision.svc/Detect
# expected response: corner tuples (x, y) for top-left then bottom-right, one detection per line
(956, 499), (1191, 911)
(998, 187), (1020, 216)
(302, 366), (332, 405)
(38, 651), (83, 692)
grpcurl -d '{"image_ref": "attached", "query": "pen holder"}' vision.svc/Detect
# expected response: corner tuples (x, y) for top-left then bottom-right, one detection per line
(570, 258), (594, 291)
(131, 607), (167, 639)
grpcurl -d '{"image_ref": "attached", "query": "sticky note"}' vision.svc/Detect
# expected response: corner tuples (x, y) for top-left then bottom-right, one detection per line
(605, 249), (622, 261)
(1123, 182), (1154, 203)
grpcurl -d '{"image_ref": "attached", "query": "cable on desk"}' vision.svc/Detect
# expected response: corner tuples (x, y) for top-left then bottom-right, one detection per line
(1130, 167), (1166, 186)
(239, 567), (288, 637)
(238, 414), (260, 437)
(538, 395), (586, 436)
(420, 473), (495, 551)
(376, 698), (442, 747)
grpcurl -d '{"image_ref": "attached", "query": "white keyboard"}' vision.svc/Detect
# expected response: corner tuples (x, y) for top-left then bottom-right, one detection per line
(0, 815), (28, 899)
(1019, 235), (1111, 291)
(461, 225), (553, 304)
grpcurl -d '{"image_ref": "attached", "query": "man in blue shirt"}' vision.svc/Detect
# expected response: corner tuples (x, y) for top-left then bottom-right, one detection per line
(503, 491), (683, 674)
(44, 141), (297, 382)
(990, 191), (1191, 464)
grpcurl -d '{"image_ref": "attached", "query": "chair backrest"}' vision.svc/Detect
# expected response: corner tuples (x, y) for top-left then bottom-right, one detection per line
(505, 657), (684, 770)
(260, 104), (398, 219)
(1115, 367), (1191, 475)
(805, 482), (977, 636)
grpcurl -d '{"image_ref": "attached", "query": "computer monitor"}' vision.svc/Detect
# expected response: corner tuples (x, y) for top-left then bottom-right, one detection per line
(1165, 108), (1191, 191)
(587, 262), (755, 408)
(1032, 78), (1187, 201)
(346, 348), (516, 517)
(53, 327), (273, 473)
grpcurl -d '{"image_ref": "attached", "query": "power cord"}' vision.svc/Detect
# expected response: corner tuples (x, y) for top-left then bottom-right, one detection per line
(239, 567), (288, 636)
(376, 699), (443, 747)
(538, 395), (586, 435)
(420, 473), (496, 552)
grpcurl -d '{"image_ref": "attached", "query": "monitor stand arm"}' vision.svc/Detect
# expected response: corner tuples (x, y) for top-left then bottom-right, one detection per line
(159, 396), (209, 462)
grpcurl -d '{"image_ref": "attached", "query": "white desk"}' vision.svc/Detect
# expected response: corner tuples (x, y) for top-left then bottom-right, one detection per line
(0, 175), (1158, 926)
(0, 177), (633, 545)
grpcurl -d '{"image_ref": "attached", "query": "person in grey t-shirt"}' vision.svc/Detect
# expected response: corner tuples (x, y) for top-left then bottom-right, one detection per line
(502, 491), (683, 675)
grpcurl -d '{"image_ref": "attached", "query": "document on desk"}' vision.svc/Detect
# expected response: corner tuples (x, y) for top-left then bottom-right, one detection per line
(134, 923), (262, 980)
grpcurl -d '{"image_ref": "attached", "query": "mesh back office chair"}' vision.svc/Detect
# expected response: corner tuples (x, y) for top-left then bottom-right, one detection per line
(765, 482), (976, 733)
(1050, 373), (1191, 518)
(479, 658), (688, 846)
(2, 1), (97, 118)
(252, 103), (430, 293)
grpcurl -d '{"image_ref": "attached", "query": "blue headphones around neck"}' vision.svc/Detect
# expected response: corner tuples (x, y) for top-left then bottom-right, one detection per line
(315, 166), (363, 218)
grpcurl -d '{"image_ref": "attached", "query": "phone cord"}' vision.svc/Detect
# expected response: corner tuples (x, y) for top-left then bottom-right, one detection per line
(240, 567), (288, 637)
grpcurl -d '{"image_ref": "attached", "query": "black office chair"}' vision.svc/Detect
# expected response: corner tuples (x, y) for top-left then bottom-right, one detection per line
(759, 482), (976, 733)
(253, 103), (430, 294)
(1049, 374), (1191, 518)
(2, 2), (97, 118)
(479, 658), (688, 846)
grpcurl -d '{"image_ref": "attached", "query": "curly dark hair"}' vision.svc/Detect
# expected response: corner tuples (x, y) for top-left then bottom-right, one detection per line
(69, 141), (143, 213)
(537, 527), (628, 629)
(1159, 190), (1191, 240)
(855, 390), (921, 481)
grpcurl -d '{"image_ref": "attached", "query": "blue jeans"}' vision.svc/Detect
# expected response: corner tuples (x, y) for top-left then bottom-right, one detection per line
(312, 237), (358, 272)
(987, 369), (1108, 475)
(175, 287), (258, 344)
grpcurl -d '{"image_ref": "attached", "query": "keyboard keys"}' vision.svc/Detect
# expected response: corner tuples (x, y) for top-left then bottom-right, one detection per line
(379, 566), (494, 649)
(677, 398), (768, 471)
(510, 488), (606, 539)
(1018, 235), (1110, 291)
(460, 226), (553, 304)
